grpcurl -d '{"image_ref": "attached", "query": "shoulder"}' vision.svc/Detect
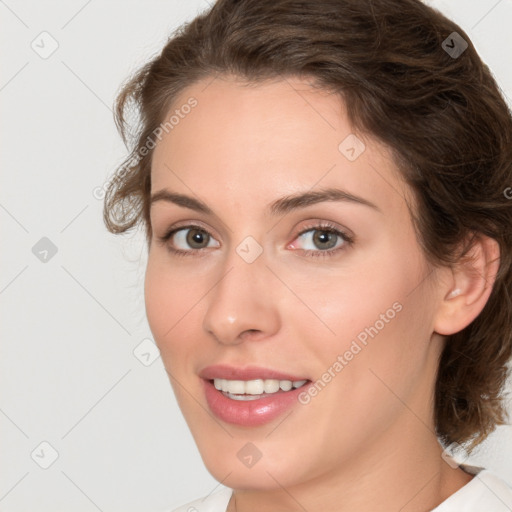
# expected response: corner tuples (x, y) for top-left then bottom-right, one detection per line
(433, 466), (512, 512)
(170, 487), (233, 512)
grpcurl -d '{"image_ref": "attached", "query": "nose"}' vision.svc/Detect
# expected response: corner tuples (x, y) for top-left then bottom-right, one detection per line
(202, 256), (281, 346)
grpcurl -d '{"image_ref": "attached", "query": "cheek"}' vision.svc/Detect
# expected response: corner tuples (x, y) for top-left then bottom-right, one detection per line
(292, 220), (423, 351)
(290, 241), (433, 397)
(144, 256), (207, 415)
(286, 255), (416, 356)
(284, 281), (433, 468)
(144, 255), (199, 361)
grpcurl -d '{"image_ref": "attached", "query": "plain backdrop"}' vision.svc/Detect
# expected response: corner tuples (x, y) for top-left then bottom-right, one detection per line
(1, 1), (511, 511)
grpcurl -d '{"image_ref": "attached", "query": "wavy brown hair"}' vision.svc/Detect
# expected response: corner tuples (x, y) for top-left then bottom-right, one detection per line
(104, 0), (512, 451)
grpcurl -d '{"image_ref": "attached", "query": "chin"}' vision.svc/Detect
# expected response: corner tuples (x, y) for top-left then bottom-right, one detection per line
(197, 439), (313, 491)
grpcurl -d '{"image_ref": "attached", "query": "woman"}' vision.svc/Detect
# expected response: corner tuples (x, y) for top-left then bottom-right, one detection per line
(104, 0), (512, 510)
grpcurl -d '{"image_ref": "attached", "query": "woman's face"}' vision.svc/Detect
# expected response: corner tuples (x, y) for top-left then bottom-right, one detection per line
(146, 76), (446, 490)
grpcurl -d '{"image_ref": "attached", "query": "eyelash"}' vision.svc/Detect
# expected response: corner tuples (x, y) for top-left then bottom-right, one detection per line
(156, 221), (354, 259)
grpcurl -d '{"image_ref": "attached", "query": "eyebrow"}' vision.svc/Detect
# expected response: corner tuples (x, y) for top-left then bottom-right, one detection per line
(149, 187), (381, 215)
(150, 189), (213, 214)
(269, 188), (381, 215)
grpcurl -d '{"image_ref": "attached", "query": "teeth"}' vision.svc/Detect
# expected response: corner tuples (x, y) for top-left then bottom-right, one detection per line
(280, 380), (292, 391)
(213, 378), (307, 396)
(227, 380), (245, 394)
(263, 379), (280, 393)
(245, 379), (264, 394)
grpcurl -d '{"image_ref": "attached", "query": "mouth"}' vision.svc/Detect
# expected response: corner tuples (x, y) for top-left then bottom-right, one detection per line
(211, 378), (308, 401)
(199, 365), (311, 426)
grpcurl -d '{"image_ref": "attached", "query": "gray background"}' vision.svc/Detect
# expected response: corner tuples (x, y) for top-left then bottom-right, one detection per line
(1, 1), (511, 510)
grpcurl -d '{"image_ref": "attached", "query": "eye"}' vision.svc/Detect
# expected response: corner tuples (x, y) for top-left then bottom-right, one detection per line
(288, 223), (353, 257)
(158, 225), (220, 255)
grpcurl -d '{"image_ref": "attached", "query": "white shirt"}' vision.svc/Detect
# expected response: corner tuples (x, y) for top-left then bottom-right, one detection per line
(171, 464), (512, 512)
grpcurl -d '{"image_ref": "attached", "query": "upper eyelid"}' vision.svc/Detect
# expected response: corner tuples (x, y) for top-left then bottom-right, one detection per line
(161, 221), (218, 238)
(157, 223), (352, 261)
(295, 225), (353, 244)
(164, 221), (346, 234)
(162, 222), (351, 245)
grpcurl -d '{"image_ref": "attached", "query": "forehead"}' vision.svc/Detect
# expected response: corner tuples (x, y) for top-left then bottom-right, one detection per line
(150, 75), (409, 215)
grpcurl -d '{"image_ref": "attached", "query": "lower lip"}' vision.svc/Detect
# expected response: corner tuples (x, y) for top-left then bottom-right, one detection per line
(203, 379), (308, 427)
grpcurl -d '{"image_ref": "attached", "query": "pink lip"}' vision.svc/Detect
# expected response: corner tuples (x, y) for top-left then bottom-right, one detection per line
(199, 365), (310, 427)
(199, 364), (308, 381)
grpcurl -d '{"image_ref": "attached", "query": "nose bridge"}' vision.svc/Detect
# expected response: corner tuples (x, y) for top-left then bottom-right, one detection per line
(202, 243), (280, 345)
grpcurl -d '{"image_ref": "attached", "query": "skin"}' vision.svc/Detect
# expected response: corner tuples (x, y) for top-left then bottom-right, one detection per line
(145, 75), (498, 511)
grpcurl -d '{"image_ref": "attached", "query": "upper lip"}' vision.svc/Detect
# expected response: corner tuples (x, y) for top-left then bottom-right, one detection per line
(199, 364), (309, 382)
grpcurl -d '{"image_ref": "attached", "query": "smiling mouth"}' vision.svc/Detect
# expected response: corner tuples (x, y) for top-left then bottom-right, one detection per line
(202, 370), (312, 426)
(211, 378), (309, 401)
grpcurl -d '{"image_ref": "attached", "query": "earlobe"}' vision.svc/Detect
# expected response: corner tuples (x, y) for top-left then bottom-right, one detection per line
(434, 235), (500, 336)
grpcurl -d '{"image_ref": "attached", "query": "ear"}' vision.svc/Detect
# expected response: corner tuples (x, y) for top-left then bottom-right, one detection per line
(433, 234), (500, 336)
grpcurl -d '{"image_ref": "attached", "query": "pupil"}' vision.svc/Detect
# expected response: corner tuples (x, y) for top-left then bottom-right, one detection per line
(187, 229), (208, 248)
(313, 230), (337, 250)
